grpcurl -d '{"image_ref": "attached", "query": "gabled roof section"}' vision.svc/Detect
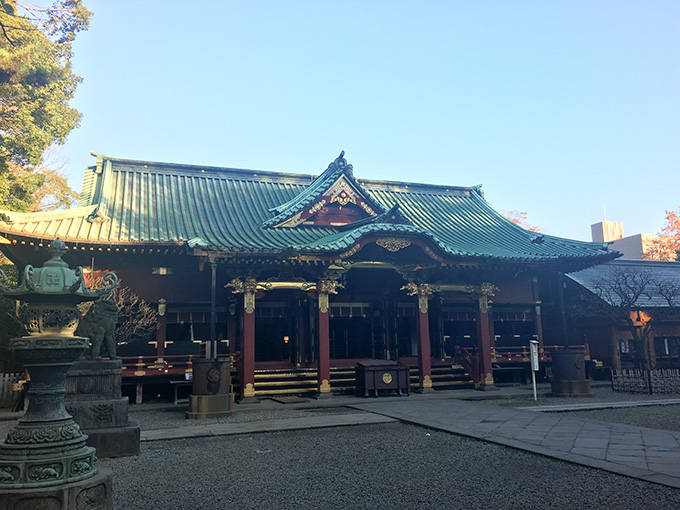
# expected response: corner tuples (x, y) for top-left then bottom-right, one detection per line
(567, 259), (680, 308)
(336, 204), (413, 231)
(262, 151), (385, 228)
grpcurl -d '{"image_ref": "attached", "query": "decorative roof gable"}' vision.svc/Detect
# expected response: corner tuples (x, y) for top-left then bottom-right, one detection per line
(263, 151), (386, 228)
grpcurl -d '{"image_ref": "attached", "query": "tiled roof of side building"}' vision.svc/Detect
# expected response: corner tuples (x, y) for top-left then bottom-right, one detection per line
(567, 259), (680, 308)
(0, 153), (618, 265)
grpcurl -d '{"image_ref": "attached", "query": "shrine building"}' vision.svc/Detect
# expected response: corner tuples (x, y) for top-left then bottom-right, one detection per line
(0, 152), (619, 399)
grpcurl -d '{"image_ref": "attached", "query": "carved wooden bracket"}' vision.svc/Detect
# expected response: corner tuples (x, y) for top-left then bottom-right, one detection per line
(464, 282), (498, 313)
(226, 277), (259, 313)
(401, 282), (438, 313)
(317, 279), (343, 313)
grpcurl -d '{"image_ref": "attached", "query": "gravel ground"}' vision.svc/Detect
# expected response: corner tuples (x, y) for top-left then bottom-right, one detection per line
(105, 387), (680, 509)
(101, 422), (680, 510)
(3, 387), (680, 509)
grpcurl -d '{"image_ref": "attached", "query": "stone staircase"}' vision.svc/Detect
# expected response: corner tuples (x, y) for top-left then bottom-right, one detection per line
(240, 362), (474, 397)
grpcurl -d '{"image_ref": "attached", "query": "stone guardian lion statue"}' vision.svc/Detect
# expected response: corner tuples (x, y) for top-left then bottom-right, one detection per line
(76, 300), (120, 359)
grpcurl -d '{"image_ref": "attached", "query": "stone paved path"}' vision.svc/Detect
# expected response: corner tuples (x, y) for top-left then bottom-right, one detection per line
(350, 398), (680, 489)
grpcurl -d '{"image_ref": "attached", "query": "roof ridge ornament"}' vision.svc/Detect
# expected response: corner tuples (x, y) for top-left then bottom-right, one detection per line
(87, 209), (110, 224)
(262, 151), (384, 228)
(328, 150), (353, 177)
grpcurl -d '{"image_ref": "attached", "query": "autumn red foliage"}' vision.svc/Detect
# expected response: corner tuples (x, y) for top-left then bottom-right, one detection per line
(643, 207), (680, 261)
(502, 210), (541, 233)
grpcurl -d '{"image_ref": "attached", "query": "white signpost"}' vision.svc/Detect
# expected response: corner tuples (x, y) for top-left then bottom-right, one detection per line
(530, 340), (539, 401)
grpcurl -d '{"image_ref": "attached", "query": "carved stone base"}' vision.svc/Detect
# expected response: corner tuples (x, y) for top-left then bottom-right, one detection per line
(65, 360), (139, 458)
(236, 397), (260, 405)
(474, 385), (500, 391)
(185, 394), (233, 420)
(550, 379), (594, 398)
(66, 360), (124, 401)
(81, 422), (140, 458)
(0, 432), (96, 489)
(0, 465), (112, 510)
(551, 349), (594, 397)
(65, 398), (130, 430)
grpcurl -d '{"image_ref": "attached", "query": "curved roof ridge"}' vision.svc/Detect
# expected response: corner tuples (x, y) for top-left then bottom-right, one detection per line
(90, 152), (318, 184)
(362, 179), (484, 196)
(0, 204), (98, 222)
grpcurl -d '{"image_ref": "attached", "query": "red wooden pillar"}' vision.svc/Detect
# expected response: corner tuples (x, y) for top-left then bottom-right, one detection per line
(417, 302), (433, 391)
(403, 283), (434, 392)
(241, 287), (256, 399)
(227, 277), (258, 400)
(476, 294), (495, 388)
(317, 299), (331, 395)
(316, 280), (340, 396)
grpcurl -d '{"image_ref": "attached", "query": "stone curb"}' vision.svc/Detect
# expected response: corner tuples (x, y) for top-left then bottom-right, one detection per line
(517, 399), (680, 412)
(140, 412), (397, 441)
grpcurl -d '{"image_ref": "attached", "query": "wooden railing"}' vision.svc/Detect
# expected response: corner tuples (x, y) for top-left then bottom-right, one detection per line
(121, 355), (199, 378)
(0, 372), (22, 408)
(454, 346), (480, 383)
(455, 344), (590, 365)
(121, 345), (590, 381)
(497, 344), (589, 363)
(454, 344), (591, 385)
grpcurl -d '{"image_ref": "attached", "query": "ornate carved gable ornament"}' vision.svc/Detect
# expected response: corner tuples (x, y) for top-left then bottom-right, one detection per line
(376, 238), (411, 252)
(264, 152), (385, 229)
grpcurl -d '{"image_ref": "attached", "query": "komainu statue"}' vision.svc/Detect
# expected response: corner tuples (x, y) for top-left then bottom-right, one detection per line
(76, 300), (119, 359)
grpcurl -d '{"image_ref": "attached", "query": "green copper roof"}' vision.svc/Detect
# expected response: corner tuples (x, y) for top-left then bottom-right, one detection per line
(0, 153), (617, 266)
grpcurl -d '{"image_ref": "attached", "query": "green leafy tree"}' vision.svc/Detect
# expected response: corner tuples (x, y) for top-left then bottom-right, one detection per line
(0, 262), (23, 371)
(0, 1), (90, 211)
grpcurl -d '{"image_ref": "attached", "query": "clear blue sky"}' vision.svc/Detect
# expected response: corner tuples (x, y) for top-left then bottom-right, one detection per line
(57, 1), (679, 242)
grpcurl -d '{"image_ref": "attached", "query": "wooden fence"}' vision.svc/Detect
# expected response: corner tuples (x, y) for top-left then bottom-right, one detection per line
(611, 368), (680, 394)
(0, 372), (22, 408)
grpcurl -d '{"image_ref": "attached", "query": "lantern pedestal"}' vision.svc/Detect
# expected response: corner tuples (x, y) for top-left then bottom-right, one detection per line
(66, 359), (140, 458)
(550, 348), (594, 397)
(0, 466), (112, 510)
(0, 239), (118, 509)
(185, 358), (233, 419)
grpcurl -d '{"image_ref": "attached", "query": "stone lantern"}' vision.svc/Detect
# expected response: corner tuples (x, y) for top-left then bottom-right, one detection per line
(0, 239), (117, 509)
